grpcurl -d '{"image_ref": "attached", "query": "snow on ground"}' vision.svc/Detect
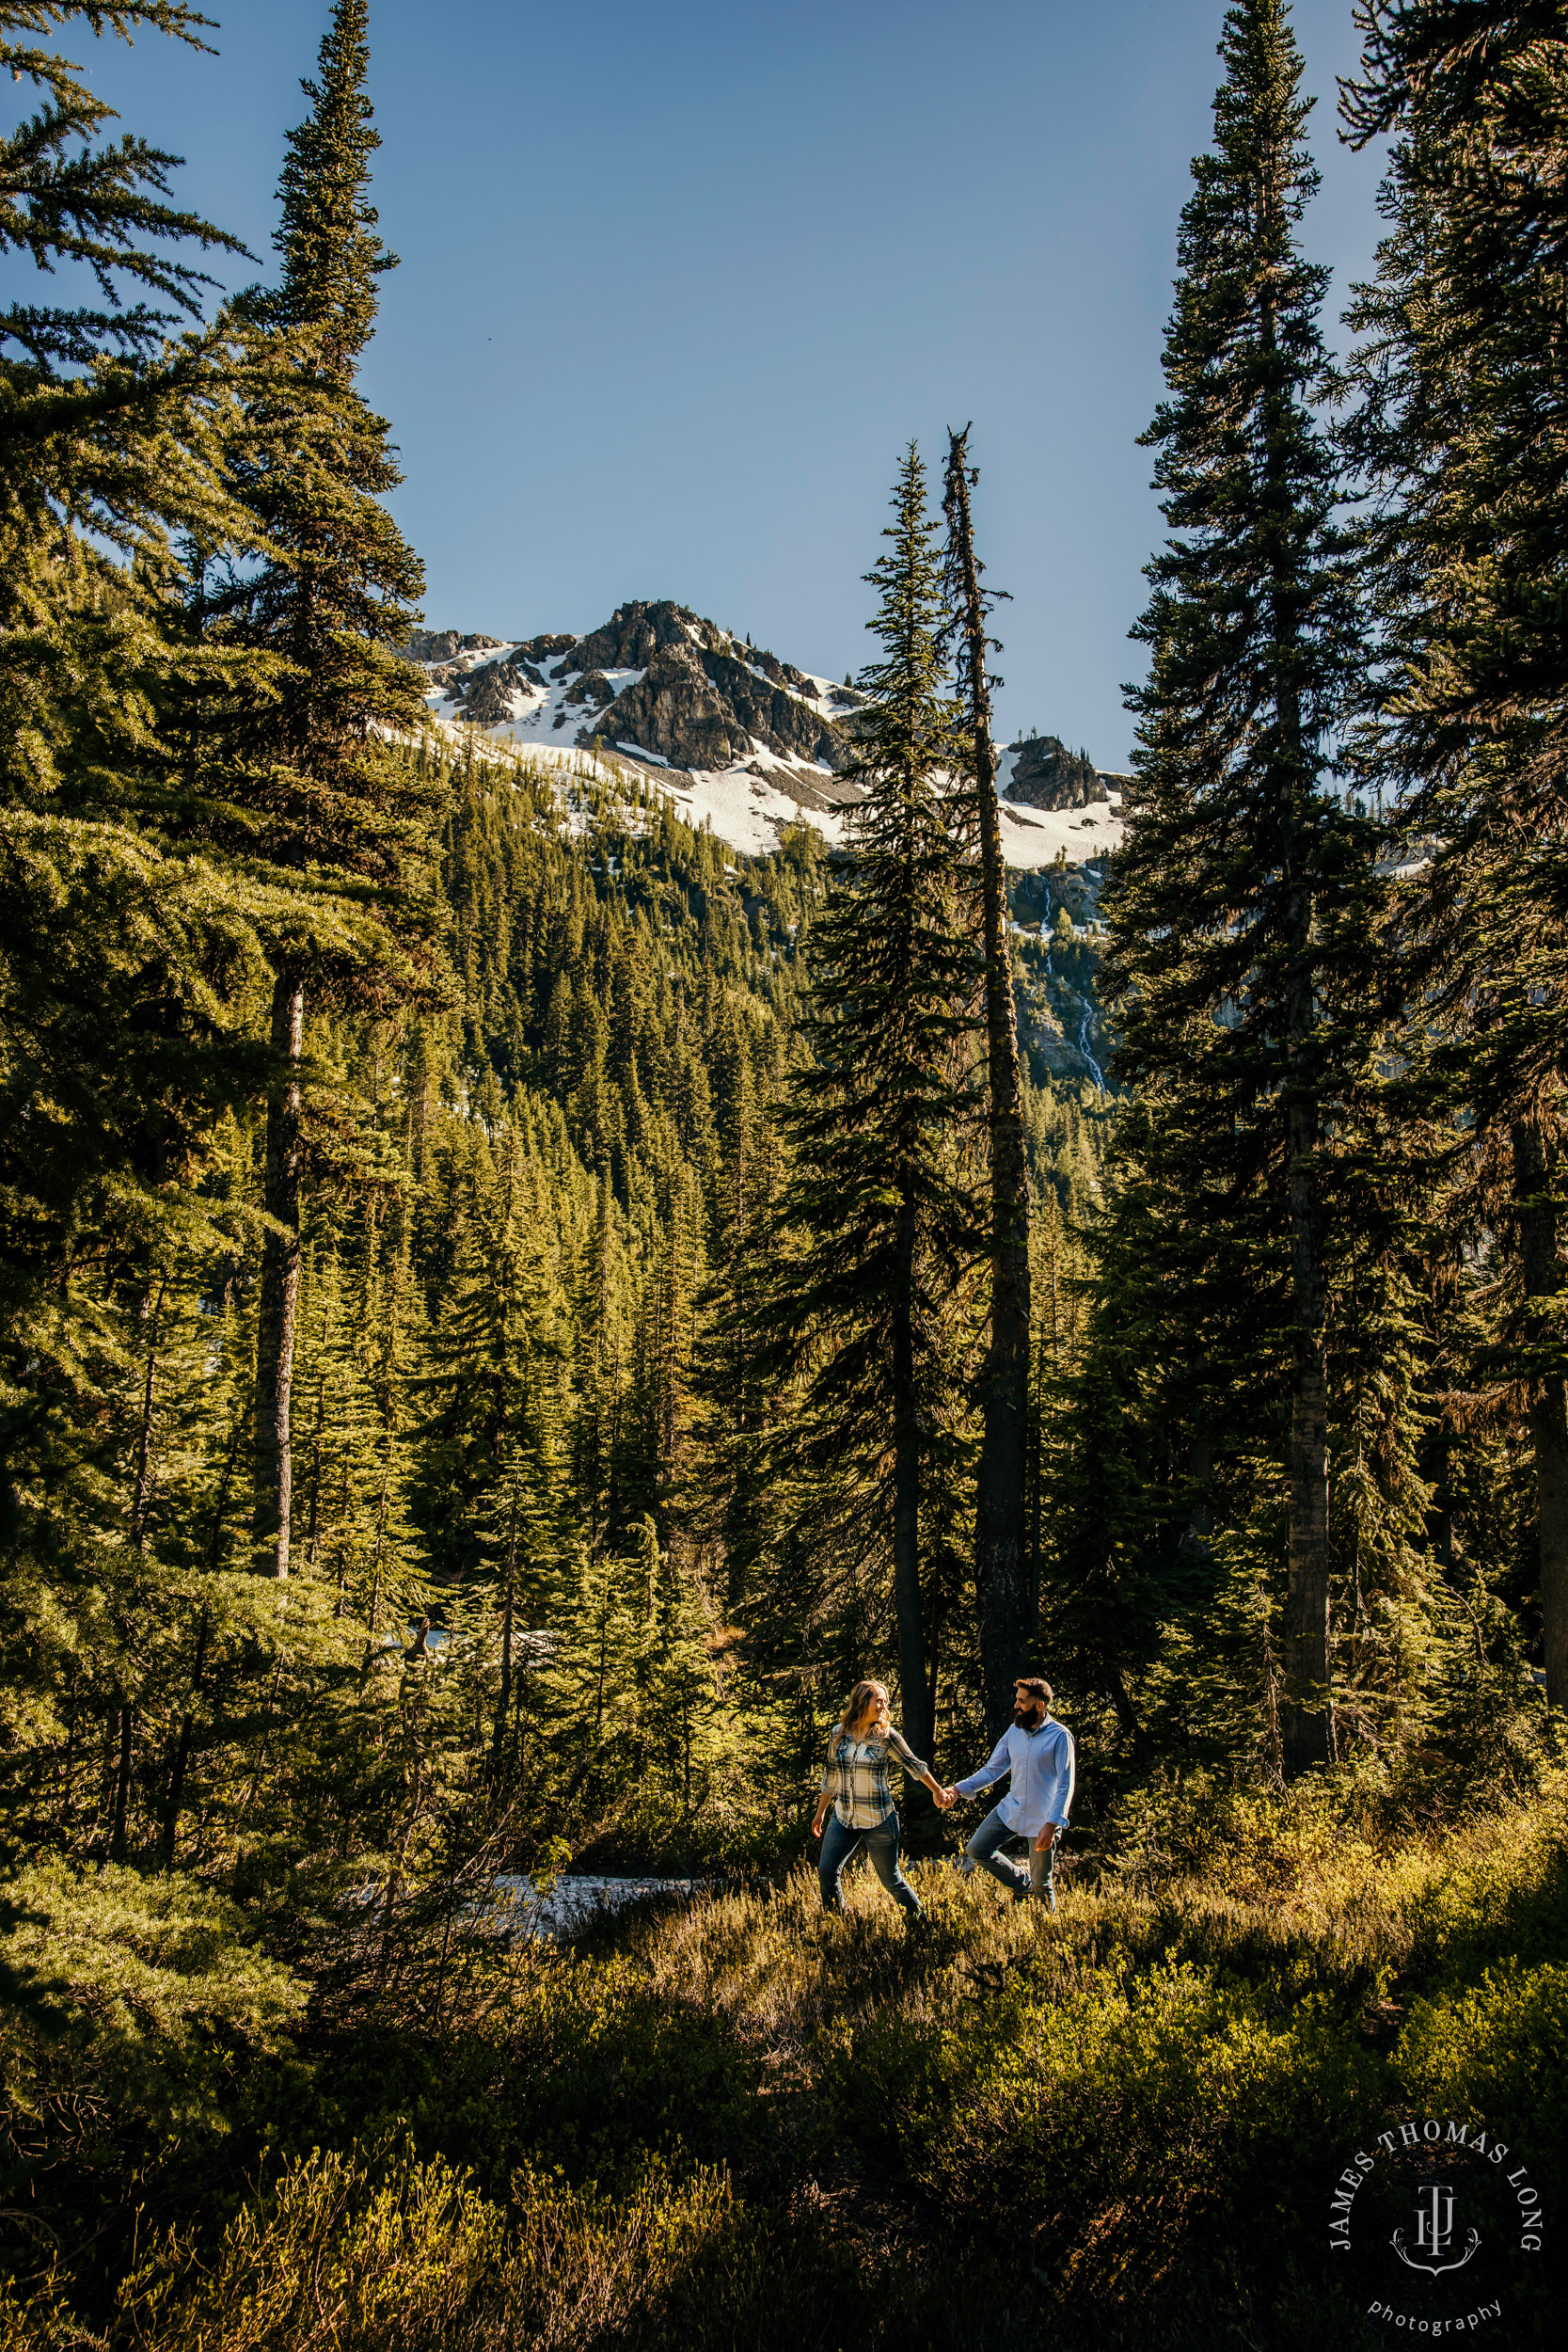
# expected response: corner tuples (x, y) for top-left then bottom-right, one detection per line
(472, 1873), (695, 1943)
(419, 724), (621, 803)
(991, 743), (1125, 869)
(414, 707), (839, 857)
(417, 656), (1122, 870)
(649, 762), (847, 858)
(996, 795), (1124, 869)
(422, 656), (647, 750)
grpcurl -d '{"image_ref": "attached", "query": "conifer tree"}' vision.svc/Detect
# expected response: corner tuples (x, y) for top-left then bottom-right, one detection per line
(1110, 0), (1370, 1771)
(942, 428), (1032, 1738)
(1041, 1097), (1251, 1761)
(0, 4), (243, 368)
(754, 446), (980, 1760)
(0, 6), (268, 1358)
(233, 0), (446, 1578)
(0, 8), (295, 1867)
(1342, 0), (1568, 1713)
(479, 1430), (564, 1772)
(417, 1131), (562, 1588)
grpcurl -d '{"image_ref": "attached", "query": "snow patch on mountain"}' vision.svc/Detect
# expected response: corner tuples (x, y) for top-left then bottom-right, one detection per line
(408, 601), (1123, 870)
(997, 794), (1124, 866)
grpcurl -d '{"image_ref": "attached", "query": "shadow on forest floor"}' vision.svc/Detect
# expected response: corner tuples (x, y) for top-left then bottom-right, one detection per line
(3, 1773), (1565, 2350)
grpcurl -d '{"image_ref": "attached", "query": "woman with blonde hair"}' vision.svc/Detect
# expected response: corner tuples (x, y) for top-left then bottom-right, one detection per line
(809, 1678), (945, 1926)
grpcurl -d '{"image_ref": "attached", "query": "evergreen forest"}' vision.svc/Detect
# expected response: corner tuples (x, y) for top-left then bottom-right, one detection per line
(1, 6), (1565, 2348)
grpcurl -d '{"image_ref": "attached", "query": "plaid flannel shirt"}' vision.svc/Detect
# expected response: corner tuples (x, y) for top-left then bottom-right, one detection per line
(818, 1726), (929, 1829)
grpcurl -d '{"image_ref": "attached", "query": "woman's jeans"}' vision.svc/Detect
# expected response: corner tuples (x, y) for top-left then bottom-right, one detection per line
(961, 1804), (1058, 1910)
(818, 1808), (922, 1919)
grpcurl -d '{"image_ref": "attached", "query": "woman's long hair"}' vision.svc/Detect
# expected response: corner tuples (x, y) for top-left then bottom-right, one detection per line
(836, 1679), (891, 1742)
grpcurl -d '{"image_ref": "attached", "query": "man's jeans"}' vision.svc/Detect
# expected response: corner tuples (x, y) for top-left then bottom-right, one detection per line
(818, 1808), (922, 1920)
(960, 1804), (1058, 1910)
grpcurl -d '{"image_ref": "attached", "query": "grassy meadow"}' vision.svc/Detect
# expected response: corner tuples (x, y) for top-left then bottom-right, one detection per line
(4, 1773), (1563, 2351)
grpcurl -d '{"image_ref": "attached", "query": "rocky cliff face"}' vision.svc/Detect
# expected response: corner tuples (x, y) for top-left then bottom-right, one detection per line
(1005, 734), (1111, 811)
(405, 599), (1118, 900)
(408, 628), (510, 664)
(565, 600), (721, 675)
(459, 659), (534, 725)
(588, 637), (752, 768)
(1008, 861), (1115, 1086)
(408, 597), (855, 786)
(587, 625), (845, 773)
(404, 604), (1121, 1081)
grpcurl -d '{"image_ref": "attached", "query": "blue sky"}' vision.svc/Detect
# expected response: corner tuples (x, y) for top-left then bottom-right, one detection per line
(48, 1), (1388, 767)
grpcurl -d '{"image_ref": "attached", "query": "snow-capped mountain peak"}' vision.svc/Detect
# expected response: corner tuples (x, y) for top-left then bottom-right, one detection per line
(408, 598), (1124, 868)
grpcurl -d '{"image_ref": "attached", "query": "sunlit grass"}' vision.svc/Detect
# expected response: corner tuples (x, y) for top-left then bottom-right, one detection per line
(4, 1772), (1562, 2349)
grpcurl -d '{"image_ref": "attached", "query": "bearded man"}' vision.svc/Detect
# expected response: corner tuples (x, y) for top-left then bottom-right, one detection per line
(938, 1677), (1074, 1911)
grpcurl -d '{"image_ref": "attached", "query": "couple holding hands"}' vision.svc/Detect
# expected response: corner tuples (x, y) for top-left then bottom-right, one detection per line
(809, 1675), (1075, 1926)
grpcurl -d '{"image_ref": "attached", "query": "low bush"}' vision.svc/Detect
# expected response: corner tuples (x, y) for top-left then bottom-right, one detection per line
(3, 1775), (1563, 2347)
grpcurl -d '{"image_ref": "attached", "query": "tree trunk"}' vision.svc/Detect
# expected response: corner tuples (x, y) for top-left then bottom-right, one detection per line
(1180, 1430), (1215, 1557)
(160, 1717), (196, 1870)
(205, 1406), (245, 1574)
(1261, 268), (1335, 1775)
(160, 1611), (210, 1868)
(927, 1598), (942, 1732)
(131, 1275), (167, 1550)
(377, 1755), (422, 1991)
(892, 1190), (932, 1759)
(110, 1701), (134, 1863)
(254, 974), (304, 1577)
(61, 1670), (80, 1827)
(243, 1653), (285, 1812)
(1513, 1120), (1568, 1714)
(365, 1440), (391, 1637)
(1281, 1003), (1335, 1772)
(493, 1481), (519, 1765)
(1106, 1661), (1149, 1759)
(303, 1367), (328, 1569)
(943, 432), (1032, 1740)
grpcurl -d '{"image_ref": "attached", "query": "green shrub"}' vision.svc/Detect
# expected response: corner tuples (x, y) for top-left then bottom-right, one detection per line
(8, 1779), (1567, 2347)
(238, 1947), (762, 2195)
(0, 1862), (306, 2299)
(818, 1951), (1381, 2313)
(113, 2143), (738, 2351)
(0, 1862), (305, 2122)
(1396, 1961), (1568, 2185)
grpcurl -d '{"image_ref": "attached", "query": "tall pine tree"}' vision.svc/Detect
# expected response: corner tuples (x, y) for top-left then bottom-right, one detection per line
(1109, 0), (1370, 1772)
(234, 0), (446, 1578)
(942, 428), (1033, 1740)
(752, 446), (980, 1763)
(1342, 0), (1568, 1714)
(0, 4), (265, 1351)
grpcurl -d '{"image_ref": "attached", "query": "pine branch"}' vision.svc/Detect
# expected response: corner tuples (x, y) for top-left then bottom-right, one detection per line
(1, 3), (245, 365)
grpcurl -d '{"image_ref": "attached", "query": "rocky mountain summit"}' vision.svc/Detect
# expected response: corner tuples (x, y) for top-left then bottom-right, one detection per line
(405, 597), (1124, 867)
(406, 600), (1122, 1082)
(1004, 735), (1111, 811)
(408, 600), (874, 822)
